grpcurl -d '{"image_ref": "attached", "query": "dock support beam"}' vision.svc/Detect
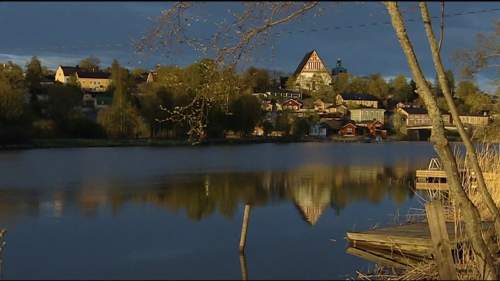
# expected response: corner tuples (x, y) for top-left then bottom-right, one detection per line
(425, 200), (458, 280)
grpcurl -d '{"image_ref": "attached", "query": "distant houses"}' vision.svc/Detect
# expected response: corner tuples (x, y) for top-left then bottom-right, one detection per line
(396, 106), (452, 127)
(55, 65), (111, 92)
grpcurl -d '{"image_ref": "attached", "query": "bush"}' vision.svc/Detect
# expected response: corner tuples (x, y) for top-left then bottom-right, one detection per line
(65, 117), (106, 139)
(32, 119), (58, 138)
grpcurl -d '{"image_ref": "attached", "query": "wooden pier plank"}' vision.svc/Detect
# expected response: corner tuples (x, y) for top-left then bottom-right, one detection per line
(346, 222), (493, 257)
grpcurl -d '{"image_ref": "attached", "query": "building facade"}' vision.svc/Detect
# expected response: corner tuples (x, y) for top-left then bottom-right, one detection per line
(349, 108), (386, 124)
(55, 65), (111, 93)
(336, 93), (378, 108)
(292, 50), (332, 92)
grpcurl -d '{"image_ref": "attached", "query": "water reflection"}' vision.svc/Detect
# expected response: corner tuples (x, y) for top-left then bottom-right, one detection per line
(0, 162), (415, 225)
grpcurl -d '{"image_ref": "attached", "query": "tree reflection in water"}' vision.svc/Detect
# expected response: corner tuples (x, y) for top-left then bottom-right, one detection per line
(0, 162), (416, 225)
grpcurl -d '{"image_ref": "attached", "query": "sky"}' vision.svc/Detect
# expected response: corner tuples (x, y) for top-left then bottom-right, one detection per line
(0, 1), (498, 92)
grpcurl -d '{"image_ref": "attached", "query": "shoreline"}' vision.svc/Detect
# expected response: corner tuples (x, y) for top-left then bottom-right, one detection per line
(0, 136), (444, 150)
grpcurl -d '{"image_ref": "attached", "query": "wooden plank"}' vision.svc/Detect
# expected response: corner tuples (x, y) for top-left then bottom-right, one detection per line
(416, 170), (496, 181)
(425, 201), (458, 280)
(416, 170), (448, 178)
(416, 182), (449, 190)
(347, 222), (493, 258)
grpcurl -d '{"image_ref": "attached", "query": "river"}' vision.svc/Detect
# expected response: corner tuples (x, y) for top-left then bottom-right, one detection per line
(0, 142), (438, 279)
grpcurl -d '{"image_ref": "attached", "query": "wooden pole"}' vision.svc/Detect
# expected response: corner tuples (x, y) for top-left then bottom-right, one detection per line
(239, 253), (248, 281)
(425, 200), (458, 280)
(239, 204), (251, 253)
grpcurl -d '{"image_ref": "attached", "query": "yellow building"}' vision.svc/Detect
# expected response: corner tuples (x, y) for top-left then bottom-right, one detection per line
(458, 115), (490, 127)
(336, 93), (379, 108)
(75, 71), (111, 92)
(349, 108), (386, 124)
(54, 65), (111, 92)
(292, 50), (332, 92)
(54, 66), (79, 83)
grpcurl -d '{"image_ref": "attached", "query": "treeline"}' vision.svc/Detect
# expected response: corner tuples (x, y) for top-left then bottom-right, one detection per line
(0, 56), (498, 144)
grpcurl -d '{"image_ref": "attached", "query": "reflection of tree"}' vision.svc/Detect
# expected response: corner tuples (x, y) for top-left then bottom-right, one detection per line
(0, 162), (416, 224)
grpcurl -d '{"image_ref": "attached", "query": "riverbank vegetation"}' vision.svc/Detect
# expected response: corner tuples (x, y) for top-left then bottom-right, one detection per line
(1, 45), (498, 146)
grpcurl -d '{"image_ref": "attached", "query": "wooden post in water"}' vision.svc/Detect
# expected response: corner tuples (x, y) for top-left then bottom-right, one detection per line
(425, 200), (458, 280)
(239, 253), (248, 281)
(239, 204), (251, 253)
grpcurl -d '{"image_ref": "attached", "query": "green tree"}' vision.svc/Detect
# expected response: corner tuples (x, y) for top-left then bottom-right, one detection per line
(137, 84), (175, 137)
(25, 56), (43, 94)
(389, 74), (412, 102)
(275, 112), (291, 135)
(78, 56), (101, 71)
(434, 70), (455, 97)
(367, 74), (390, 100)
(229, 94), (262, 136)
(0, 62), (26, 121)
(98, 60), (145, 138)
(345, 76), (369, 94)
(46, 84), (83, 129)
(332, 72), (351, 95)
(242, 67), (271, 92)
(291, 117), (310, 138)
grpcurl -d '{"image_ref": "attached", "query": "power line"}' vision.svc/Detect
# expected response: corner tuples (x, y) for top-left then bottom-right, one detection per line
(0, 7), (497, 56)
(272, 7), (500, 37)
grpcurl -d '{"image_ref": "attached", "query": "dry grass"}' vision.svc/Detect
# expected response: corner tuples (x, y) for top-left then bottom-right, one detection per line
(355, 144), (500, 280)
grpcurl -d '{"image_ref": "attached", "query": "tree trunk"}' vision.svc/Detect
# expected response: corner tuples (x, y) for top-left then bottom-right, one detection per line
(419, 1), (500, 241)
(384, 2), (497, 279)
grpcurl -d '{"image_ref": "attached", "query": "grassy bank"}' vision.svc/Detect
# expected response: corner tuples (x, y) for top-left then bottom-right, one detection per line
(0, 135), (391, 150)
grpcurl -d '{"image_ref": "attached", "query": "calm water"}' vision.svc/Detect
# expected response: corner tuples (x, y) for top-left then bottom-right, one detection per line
(0, 142), (437, 280)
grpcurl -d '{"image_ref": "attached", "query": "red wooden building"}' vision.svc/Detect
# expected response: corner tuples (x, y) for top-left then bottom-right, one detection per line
(339, 122), (357, 137)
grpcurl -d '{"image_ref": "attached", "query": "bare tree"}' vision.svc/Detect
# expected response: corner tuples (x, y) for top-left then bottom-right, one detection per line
(419, 1), (500, 242)
(385, 3), (496, 278)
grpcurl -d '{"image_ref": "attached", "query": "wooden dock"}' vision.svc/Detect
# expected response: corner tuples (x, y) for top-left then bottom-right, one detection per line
(346, 222), (493, 257)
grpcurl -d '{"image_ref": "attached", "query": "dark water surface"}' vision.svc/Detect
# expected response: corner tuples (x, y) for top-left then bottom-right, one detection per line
(0, 142), (437, 279)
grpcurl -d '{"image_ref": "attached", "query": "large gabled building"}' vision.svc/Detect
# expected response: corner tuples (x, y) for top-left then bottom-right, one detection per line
(54, 65), (111, 93)
(292, 50), (332, 92)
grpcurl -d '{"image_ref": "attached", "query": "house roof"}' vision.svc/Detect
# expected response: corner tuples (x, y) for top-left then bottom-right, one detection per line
(293, 49), (329, 76)
(342, 120), (357, 127)
(293, 50), (315, 76)
(59, 66), (80, 76)
(340, 93), (378, 101)
(401, 107), (428, 115)
(349, 108), (386, 112)
(282, 98), (303, 106)
(77, 71), (111, 79)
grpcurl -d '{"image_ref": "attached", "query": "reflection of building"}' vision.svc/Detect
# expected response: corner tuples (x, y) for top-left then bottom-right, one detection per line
(291, 185), (331, 225)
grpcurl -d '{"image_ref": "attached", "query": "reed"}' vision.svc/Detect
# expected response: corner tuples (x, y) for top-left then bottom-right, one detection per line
(355, 143), (500, 280)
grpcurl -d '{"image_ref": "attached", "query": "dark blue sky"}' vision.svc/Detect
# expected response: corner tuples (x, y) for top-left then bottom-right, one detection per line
(0, 1), (498, 91)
